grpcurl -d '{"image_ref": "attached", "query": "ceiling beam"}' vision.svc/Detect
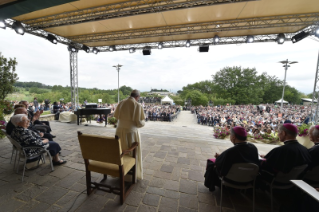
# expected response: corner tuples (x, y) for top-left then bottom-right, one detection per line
(67, 13), (319, 43)
(22, 0), (258, 29)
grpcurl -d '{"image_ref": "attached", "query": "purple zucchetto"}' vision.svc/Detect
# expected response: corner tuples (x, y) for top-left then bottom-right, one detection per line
(283, 123), (298, 134)
(232, 126), (247, 137)
(315, 125), (319, 131)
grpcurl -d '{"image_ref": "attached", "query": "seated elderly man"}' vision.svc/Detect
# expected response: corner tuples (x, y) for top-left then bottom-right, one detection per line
(308, 125), (319, 169)
(260, 123), (311, 175)
(204, 126), (259, 191)
(10, 114), (66, 165)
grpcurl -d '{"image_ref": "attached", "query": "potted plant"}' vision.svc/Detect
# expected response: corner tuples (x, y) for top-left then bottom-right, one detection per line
(213, 127), (230, 139)
(297, 123), (313, 148)
(107, 117), (118, 127)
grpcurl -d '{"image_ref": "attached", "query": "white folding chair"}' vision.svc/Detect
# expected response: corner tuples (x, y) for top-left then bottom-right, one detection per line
(219, 163), (259, 212)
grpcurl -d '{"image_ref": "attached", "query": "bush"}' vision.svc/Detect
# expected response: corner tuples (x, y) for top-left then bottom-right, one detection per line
(107, 117), (118, 125)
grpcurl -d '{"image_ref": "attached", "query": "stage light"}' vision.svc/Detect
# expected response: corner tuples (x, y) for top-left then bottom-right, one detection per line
(315, 28), (319, 38)
(0, 19), (6, 29)
(291, 31), (309, 43)
(142, 48), (151, 55)
(129, 48), (135, 53)
(109, 45), (115, 51)
(246, 35), (254, 43)
(186, 40), (190, 47)
(276, 33), (285, 44)
(92, 47), (99, 54)
(213, 35), (220, 43)
(68, 44), (78, 52)
(158, 42), (163, 49)
(12, 21), (25, 35)
(82, 45), (90, 53)
(198, 46), (209, 52)
(47, 34), (57, 44)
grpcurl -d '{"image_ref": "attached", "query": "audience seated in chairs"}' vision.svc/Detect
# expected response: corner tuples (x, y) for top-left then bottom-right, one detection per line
(6, 107), (55, 141)
(10, 114), (66, 166)
(204, 126), (259, 192)
(21, 100), (53, 135)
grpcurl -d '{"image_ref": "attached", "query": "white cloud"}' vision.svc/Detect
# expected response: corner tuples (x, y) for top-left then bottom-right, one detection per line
(1, 28), (318, 94)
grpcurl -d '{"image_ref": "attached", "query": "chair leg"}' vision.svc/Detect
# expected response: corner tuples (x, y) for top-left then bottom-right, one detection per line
(46, 151), (54, 171)
(220, 184), (223, 212)
(132, 165), (136, 184)
(10, 147), (15, 164)
(86, 170), (92, 195)
(22, 159), (27, 182)
(270, 186), (273, 212)
(16, 155), (20, 173)
(13, 150), (18, 171)
(119, 166), (125, 205)
(102, 174), (107, 181)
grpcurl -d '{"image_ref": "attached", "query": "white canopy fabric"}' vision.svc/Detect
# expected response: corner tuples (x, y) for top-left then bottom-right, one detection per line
(161, 96), (174, 105)
(275, 98), (289, 104)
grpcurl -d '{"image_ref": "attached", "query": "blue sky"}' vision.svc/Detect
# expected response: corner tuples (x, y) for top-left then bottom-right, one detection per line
(1, 27), (318, 94)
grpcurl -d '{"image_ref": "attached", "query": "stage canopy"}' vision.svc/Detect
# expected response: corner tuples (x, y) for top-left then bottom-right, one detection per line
(275, 98), (289, 104)
(1, 0), (319, 52)
(161, 96), (174, 105)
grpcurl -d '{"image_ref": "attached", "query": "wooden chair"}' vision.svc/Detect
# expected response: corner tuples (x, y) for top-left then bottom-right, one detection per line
(77, 131), (138, 204)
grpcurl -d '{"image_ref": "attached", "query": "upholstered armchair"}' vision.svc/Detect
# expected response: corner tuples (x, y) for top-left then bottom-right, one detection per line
(77, 131), (138, 204)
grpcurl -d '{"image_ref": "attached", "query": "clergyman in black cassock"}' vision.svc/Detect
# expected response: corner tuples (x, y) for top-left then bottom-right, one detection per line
(204, 127), (259, 191)
(260, 124), (311, 174)
(308, 125), (319, 170)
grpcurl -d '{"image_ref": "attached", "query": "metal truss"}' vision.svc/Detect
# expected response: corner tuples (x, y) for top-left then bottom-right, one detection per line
(310, 51), (319, 124)
(93, 25), (318, 52)
(69, 51), (79, 109)
(22, 0), (258, 29)
(68, 13), (319, 43)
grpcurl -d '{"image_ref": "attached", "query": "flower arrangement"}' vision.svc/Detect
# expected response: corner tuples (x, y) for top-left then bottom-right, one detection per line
(254, 134), (263, 140)
(213, 127), (230, 139)
(107, 117), (118, 125)
(298, 124), (311, 137)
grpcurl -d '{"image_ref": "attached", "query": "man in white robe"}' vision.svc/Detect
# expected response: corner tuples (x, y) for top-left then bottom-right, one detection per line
(114, 90), (145, 181)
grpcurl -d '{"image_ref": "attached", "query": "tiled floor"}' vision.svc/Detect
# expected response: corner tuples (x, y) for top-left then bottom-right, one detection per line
(0, 111), (279, 212)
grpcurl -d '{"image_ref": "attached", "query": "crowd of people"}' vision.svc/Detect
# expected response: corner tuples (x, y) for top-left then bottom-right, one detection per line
(144, 104), (181, 122)
(192, 104), (313, 137)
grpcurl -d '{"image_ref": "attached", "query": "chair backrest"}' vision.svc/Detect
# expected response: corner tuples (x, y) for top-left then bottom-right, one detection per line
(6, 134), (24, 153)
(78, 132), (123, 165)
(304, 166), (319, 182)
(275, 164), (308, 184)
(225, 163), (259, 183)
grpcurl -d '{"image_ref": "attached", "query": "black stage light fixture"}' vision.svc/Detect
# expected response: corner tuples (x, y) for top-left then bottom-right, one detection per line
(82, 45), (90, 53)
(109, 45), (115, 52)
(186, 40), (191, 48)
(92, 47), (99, 54)
(198, 46), (209, 52)
(142, 48), (151, 55)
(0, 19), (6, 29)
(158, 42), (163, 49)
(129, 48), (136, 53)
(291, 31), (309, 43)
(68, 44), (78, 52)
(246, 35), (254, 43)
(315, 28), (319, 38)
(12, 21), (25, 35)
(47, 34), (57, 44)
(213, 35), (220, 43)
(276, 33), (285, 44)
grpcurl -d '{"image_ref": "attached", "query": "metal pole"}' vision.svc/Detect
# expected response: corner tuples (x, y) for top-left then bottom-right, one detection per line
(280, 61), (288, 113)
(311, 50), (319, 124)
(118, 67), (120, 103)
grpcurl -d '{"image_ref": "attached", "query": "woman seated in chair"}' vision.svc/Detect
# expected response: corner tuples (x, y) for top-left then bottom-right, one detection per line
(10, 114), (66, 165)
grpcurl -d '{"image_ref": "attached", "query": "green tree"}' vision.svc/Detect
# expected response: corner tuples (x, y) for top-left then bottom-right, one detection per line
(186, 90), (208, 106)
(212, 66), (264, 104)
(0, 53), (19, 100)
(114, 91), (126, 102)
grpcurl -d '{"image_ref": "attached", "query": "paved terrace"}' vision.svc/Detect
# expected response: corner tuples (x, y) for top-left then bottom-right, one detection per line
(0, 111), (278, 212)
